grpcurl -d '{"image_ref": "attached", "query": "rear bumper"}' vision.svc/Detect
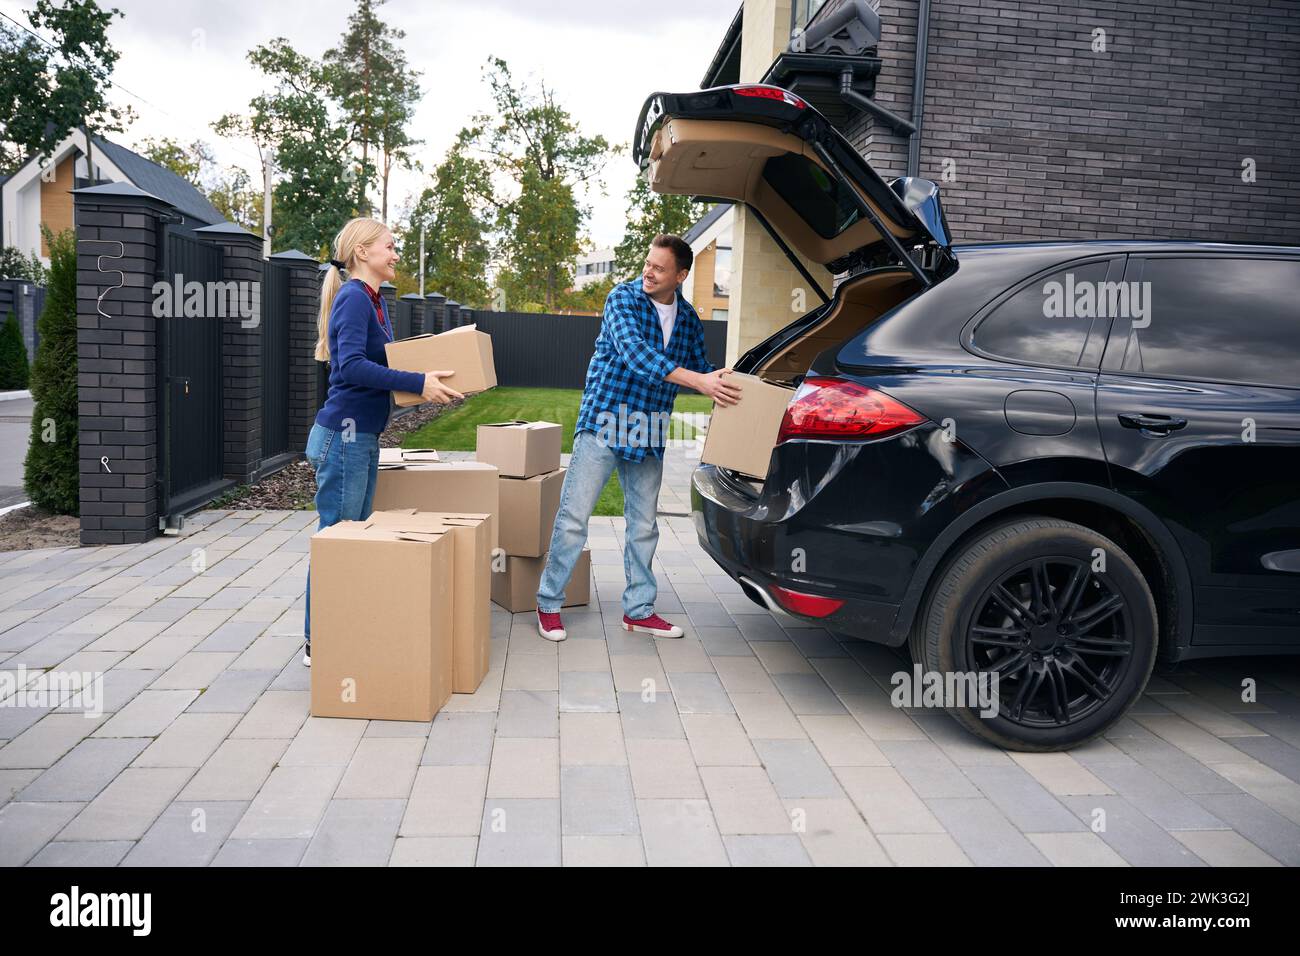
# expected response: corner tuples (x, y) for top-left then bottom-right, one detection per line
(689, 426), (1006, 645)
(691, 463), (905, 644)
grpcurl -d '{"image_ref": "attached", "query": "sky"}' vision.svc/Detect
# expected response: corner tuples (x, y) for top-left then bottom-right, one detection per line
(1, 0), (740, 250)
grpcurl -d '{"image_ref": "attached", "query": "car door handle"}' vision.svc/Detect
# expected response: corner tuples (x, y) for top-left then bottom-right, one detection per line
(1118, 412), (1187, 434)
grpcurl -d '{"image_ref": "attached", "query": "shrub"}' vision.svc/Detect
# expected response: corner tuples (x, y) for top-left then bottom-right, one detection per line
(0, 311), (29, 390)
(24, 226), (79, 515)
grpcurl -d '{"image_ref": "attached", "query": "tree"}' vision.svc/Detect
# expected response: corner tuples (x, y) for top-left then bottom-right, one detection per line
(400, 129), (493, 307)
(322, 0), (423, 221)
(0, 0), (135, 175)
(136, 136), (202, 186)
(495, 166), (581, 312)
(23, 226), (78, 514)
(0, 311), (29, 390)
(215, 38), (365, 258)
(614, 174), (711, 280)
(559, 274), (616, 313)
(468, 58), (613, 310)
(0, 246), (49, 285)
(137, 137), (261, 233)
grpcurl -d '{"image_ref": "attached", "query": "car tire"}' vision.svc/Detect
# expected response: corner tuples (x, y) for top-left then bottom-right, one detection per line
(909, 517), (1158, 752)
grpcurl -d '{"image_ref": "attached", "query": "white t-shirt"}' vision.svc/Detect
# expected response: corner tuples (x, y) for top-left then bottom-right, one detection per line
(652, 294), (677, 347)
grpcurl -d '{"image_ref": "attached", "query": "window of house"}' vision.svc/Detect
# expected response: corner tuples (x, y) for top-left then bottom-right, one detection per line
(791, 0), (829, 37)
(713, 247), (732, 297)
(711, 308), (729, 322)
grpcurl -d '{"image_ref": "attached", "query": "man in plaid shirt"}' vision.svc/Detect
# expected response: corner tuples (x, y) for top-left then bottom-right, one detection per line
(536, 234), (742, 642)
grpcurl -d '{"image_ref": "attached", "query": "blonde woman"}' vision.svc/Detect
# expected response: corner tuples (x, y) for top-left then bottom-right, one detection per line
(302, 217), (461, 665)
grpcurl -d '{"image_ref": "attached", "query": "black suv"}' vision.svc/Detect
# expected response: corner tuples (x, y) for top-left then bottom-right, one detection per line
(635, 84), (1300, 751)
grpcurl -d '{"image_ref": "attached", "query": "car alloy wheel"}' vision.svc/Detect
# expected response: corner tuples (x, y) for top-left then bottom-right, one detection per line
(967, 557), (1132, 728)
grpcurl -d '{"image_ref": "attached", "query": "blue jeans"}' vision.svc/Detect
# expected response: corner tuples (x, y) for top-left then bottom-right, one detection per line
(303, 423), (381, 642)
(537, 429), (664, 619)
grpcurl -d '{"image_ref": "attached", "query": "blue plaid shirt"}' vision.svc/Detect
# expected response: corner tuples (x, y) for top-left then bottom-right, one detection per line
(575, 279), (715, 461)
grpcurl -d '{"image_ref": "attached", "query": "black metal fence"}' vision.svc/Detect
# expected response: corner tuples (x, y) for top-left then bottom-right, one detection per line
(159, 232), (225, 516)
(471, 311), (729, 390)
(0, 278), (44, 367)
(261, 260), (292, 460)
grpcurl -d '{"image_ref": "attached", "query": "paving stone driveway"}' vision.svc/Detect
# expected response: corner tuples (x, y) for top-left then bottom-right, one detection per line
(2, 447), (1299, 867)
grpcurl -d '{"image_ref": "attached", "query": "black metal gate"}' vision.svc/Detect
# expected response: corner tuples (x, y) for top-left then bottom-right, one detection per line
(158, 230), (224, 520)
(260, 260), (291, 460)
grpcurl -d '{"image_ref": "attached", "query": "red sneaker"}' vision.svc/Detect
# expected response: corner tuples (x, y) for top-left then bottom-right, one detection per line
(622, 613), (684, 639)
(537, 610), (567, 642)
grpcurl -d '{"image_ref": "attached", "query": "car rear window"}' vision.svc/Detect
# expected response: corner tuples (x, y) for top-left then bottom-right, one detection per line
(971, 260), (1111, 367)
(762, 153), (862, 240)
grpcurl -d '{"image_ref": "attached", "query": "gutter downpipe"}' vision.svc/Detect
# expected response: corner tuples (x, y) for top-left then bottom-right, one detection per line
(907, 0), (932, 177)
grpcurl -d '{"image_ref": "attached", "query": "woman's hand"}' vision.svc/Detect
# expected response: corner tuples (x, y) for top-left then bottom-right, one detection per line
(421, 370), (464, 405)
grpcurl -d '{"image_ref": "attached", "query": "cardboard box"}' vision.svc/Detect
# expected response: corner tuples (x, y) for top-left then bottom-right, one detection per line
(491, 548), (590, 613)
(498, 468), (564, 558)
(370, 509), (491, 694)
(700, 373), (795, 479)
(379, 447), (439, 469)
(372, 461), (500, 547)
(476, 421), (562, 478)
(310, 517), (453, 721)
(386, 325), (497, 406)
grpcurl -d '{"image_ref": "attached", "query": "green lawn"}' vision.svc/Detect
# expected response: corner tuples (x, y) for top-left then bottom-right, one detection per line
(402, 387), (711, 516)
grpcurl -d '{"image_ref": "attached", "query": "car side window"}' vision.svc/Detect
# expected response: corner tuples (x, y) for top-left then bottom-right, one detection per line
(971, 259), (1112, 367)
(1115, 257), (1300, 387)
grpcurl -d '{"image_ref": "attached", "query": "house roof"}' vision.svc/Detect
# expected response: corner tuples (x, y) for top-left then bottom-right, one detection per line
(683, 202), (732, 246)
(701, 5), (743, 88)
(89, 135), (224, 226)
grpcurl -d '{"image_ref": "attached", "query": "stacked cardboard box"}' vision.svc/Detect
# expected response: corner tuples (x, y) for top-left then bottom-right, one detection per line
(372, 456), (500, 547)
(309, 509), (493, 720)
(476, 421), (591, 612)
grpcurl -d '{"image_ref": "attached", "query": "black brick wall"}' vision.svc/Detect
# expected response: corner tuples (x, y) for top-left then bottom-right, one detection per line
(845, 0), (1300, 243)
(72, 189), (171, 545)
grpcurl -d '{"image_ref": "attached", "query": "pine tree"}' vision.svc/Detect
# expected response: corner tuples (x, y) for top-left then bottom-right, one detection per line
(23, 226), (79, 514)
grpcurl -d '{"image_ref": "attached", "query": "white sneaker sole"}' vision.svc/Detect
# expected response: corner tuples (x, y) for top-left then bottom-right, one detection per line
(622, 622), (684, 639)
(537, 623), (567, 642)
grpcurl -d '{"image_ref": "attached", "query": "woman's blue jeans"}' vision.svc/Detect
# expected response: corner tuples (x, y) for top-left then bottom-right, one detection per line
(303, 423), (380, 642)
(537, 429), (664, 619)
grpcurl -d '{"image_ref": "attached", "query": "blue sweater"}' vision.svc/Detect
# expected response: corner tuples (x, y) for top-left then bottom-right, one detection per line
(315, 279), (425, 435)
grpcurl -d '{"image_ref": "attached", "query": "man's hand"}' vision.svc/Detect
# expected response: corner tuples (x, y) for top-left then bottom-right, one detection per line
(420, 370), (464, 405)
(695, 368), (742, 408)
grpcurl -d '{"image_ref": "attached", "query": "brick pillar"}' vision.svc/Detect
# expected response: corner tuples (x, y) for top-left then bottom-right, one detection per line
(70, 181), (177, 545)
(460, 307), (473, 327)
(271, 250), (321, 453)
(194, 222), (264, 482)
(379, 281), (398, 337)
(424, 292), (446, 334)
(400, 293), (424, 336)
(445, 300), (461, 329)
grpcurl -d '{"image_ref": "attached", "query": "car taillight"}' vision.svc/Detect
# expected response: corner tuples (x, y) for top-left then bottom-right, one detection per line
(769, 585), (844, 617)
(733, 86), (807, 109)
(776, 378), (925, 444)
